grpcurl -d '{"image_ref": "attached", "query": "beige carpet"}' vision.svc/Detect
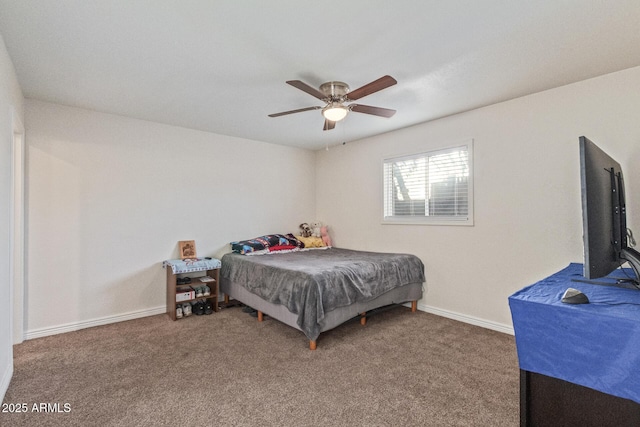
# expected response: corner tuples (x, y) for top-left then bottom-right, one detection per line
(3, 306), (519, 426)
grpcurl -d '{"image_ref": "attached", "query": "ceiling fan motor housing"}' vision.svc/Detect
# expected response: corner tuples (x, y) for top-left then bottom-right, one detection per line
(319, 81), (350, 101)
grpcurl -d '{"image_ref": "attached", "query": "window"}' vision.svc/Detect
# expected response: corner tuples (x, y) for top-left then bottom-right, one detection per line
(383, 140), (473, 225)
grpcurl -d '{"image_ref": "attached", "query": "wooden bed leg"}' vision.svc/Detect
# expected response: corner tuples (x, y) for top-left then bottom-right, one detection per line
(257, 311), (263, 322)
(224, 294), (229, 304)
(360, 312), (367, 326)
(411, 301), (417, 312)
(309, 340), (317, 351)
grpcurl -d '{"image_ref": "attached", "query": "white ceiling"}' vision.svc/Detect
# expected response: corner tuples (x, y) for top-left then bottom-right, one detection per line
(1, 1), (640, 151)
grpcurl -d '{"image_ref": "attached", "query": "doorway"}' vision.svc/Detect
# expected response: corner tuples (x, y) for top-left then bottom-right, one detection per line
(11, 108), (25, 344)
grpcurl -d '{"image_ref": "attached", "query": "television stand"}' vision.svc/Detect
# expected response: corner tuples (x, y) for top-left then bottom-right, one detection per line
(521, 370), (640, 427)
(620, 247), (640, 288)
(510, 263), (640, 426)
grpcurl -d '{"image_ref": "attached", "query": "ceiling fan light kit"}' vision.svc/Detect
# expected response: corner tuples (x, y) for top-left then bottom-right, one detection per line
(322, 103), (348, 122)
(269, 75), (397, 131)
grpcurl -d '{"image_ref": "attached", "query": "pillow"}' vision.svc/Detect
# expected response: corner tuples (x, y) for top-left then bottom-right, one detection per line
(230, 236), (271, 254)
(294, 235), (325, 248)
(277, 234), (303, 248)
(231, 233), (303, 254)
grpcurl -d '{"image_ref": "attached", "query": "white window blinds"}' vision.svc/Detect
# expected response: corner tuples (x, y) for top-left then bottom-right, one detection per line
(383, 141), (473, 224)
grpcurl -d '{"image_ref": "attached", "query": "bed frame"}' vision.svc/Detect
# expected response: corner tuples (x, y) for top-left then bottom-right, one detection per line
(221, 277), (422, 350)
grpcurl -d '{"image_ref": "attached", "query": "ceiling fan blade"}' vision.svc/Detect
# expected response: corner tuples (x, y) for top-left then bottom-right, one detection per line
(350, 104), (396, 118)
(268, 106), (322, 117)
(346, 75), (397, 101)
(286, 80), (327, 100)
(323, 119), (336, 131)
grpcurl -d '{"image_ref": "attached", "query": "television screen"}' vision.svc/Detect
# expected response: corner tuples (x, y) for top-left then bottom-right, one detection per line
(579, 136), (640, 283)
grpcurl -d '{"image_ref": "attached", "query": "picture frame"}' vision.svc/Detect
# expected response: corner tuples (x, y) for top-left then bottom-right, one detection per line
(179, 240), (197, 259)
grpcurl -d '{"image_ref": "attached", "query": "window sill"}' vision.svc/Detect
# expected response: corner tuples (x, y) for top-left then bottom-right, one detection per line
(382, 217), (474, 226)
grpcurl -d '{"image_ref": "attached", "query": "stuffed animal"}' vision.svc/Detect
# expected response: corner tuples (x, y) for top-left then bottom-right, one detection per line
(320, 225), (332, 247)
(299, 223), (312, 238)
(311, 221), (322, 238)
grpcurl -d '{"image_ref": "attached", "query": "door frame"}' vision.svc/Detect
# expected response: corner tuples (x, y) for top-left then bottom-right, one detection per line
(10, 107), (25, 344)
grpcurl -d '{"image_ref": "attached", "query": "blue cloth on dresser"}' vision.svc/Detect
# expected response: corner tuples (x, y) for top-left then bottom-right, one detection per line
(509, 263), (640, 404)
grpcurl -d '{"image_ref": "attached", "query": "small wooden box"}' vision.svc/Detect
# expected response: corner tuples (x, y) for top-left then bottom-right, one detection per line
(176, 286), (195, 302)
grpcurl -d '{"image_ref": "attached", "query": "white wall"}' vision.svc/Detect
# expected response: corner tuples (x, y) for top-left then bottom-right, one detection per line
(316, 66), (640, 332)
(25, 100), (316, 335)
(0, 34), (24, 401)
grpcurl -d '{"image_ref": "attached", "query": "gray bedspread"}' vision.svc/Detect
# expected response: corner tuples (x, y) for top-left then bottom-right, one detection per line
(220, 248), (425, 341)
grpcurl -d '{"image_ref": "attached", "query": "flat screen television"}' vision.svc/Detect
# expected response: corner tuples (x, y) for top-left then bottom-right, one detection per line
(579, 136), (640, 284)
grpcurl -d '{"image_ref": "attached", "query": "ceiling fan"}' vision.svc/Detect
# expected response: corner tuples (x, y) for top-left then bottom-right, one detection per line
(268, 75), (397, 131)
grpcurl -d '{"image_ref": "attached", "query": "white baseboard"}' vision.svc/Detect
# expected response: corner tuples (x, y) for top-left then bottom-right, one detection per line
(24, 302), (514, 341)
(0, 360), (13, 402)
(412, 302), (514, 335)
(25, 306), (166, 340)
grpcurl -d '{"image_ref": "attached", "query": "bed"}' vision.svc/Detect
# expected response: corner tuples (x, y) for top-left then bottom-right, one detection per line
(220, 246), (425, 350)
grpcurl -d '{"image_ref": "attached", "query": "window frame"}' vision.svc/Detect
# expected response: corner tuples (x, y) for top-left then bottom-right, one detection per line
(382, 139), (474, 226)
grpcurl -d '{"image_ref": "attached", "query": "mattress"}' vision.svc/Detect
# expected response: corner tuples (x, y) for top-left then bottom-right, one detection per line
(220, 247), (425, 341)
